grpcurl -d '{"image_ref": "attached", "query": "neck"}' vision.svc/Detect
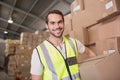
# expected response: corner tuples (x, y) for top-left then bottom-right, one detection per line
(48, 36), (63, 46)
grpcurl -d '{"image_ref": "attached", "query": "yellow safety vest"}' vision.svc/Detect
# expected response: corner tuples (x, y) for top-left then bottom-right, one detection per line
(36, 36), (80, 80)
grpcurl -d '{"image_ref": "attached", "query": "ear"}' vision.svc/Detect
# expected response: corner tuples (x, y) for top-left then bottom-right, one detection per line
(45, 24), (48, 29)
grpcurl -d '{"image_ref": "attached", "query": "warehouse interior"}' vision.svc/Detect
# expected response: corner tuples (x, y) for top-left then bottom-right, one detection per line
(1, 0), (120, 80)
(0, 0), (73, 39)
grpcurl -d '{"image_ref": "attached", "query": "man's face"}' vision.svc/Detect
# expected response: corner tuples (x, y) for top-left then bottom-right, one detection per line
(46, 13), (64, 38)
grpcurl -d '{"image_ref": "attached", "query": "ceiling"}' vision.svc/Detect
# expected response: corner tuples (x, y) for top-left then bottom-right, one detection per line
(0, 0), (74, 39)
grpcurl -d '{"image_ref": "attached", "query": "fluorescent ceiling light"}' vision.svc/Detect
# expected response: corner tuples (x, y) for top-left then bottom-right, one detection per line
(8, 17), (13, 23)
(4, 31), (8, 34)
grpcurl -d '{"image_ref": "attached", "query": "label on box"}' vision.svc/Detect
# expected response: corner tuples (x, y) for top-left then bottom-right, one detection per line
(73, 5), (80, 12)
(105, 1), (113, 10)
(103, 49), (116, 54)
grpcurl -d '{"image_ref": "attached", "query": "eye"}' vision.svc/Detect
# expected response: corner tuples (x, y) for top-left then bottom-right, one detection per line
(50, 21), (55, 25)
(58, 20), (63, 24)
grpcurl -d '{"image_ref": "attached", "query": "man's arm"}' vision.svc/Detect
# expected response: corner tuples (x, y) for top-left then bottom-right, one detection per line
(30, 49), (43, 80)
(75, 39), (96, 57)
(31, 74), (42, 80)
(85, 47), (97, 57)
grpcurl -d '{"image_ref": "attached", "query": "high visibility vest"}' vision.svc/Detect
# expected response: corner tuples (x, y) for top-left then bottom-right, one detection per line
(36, 36), (80, 80)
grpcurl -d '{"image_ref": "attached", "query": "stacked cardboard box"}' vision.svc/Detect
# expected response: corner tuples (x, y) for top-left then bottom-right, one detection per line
(97, 0), (120, 21)
(87, 8), (120, 55)
(71, 0), (120, 28)
(5, 30), (49, 79)
(5, 39), (20, 56)
(7, 55), (17, 76)
(69, 0), (120, 55)
(68, 0), (120, 80)
(88, 15), (120, 42)
(17, 30), (49, 79)
(95, 37), (120, 55)
(4, 40), (20, 77)
(15, 44), (32, 79)
(20, 30), (49, 49)
(63, 13), (72, 36)
(20, 32), (37, 49)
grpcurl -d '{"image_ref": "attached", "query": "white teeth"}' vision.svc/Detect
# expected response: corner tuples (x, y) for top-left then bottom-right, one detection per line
(55, 29), (61, 34)
(56, 30), (60, 32)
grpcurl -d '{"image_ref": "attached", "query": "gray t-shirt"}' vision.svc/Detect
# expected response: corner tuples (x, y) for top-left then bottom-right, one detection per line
(30, 39), (85, 75)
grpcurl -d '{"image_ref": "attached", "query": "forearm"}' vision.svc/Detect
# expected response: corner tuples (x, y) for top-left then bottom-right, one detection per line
(85, 47), (97, 57)
(31, 74), (42, 80)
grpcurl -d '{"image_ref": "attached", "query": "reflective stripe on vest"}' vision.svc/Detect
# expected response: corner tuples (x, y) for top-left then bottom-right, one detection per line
(64, 37), (78, 58)
(68, 38), (76, 55)
(62, 73), (80, 80)
(37, 36), (80, 80)
(40, 43), (58, 80)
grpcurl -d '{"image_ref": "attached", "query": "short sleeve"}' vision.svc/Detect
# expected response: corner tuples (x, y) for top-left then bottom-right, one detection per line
(75, 39), (85, 54)
(30, 48), (43, 75)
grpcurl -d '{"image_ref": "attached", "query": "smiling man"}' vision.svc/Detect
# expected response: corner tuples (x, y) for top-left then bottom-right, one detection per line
(30, 10), (96, 80)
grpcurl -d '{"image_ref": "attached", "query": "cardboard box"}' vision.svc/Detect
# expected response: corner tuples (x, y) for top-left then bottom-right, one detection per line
(71, 0), (120, 28)
(71, 0), (84, 14)
(63, 14), (72, 35)
(77, 52), (89, 63)
(88, 15), (120, 44)
(71, 0), (103, 28)
(98, 0), (120, 22)
(99, 15), (120, 40)
(79, 53), (120, 80)
(73, 27), (89, 45)
(86, 36), (120, 55)
(96, 37), (120, 55)
(88, 23), (101, 44)
(69, 31), (74, 38)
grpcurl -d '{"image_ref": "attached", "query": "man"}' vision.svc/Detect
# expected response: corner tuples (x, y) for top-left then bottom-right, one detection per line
(30, 10), (96, 80)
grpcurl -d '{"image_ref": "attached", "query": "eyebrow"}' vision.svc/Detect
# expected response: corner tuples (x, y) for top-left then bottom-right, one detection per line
(49, 21), (55, 24)
(49, 20), (63, 23)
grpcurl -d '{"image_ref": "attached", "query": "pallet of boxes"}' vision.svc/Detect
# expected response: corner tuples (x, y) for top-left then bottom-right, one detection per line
(63, 0), (120, 80)
(5, 30), (49, 80)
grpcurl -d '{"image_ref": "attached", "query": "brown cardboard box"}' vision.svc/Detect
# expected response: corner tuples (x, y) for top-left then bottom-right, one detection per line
(86, 36), (120, 56)
(99, 15), (120, 40)
(69, 31), (74, 38)
(20, 32), (32, 45)
(88, 23), (101, 44)
(71, 5), (89, 44)
(5, 39), (20, 55)
(63, 14), (72, 35)
(96, 37), (120, 55)
(71, 0), (103, 28)
(71, 0), (84, 15)
(7, 55), (17, 76)
(96, 53), (120, 80)
(77, 52), (89, 63)
(97, 0), (120, 22)
(73, 27), (89, 45)
(79, 53), (120, 80)
(71, 0), (120, 28)
(88, 15), (120, 44)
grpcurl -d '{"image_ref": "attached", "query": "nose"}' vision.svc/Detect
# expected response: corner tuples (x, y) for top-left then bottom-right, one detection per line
(55, 22), (60, 28)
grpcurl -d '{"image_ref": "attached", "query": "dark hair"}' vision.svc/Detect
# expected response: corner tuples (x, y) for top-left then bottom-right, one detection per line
(45, 10), (64, 24)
